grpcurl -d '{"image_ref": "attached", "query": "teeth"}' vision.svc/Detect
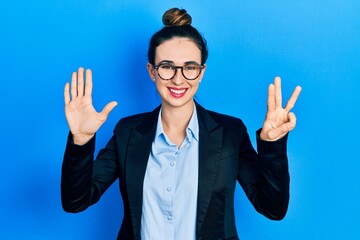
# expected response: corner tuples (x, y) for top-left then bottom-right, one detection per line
(170, 88), (186, 94)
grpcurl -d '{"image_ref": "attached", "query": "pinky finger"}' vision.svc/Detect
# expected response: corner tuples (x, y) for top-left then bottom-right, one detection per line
(279, 113), (297, 133)
(288, 112), (297, 126)
(64, 83), (70, 105)
(268, 113), (297, 139)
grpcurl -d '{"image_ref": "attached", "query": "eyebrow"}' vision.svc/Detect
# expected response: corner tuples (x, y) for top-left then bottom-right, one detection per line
(157, 60), (201, 65)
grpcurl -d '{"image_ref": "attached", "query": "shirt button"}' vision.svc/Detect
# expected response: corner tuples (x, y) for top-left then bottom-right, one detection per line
(167, 187), (172, 192)
(170, 162), (175, 166)
(167, 216), (173, 221)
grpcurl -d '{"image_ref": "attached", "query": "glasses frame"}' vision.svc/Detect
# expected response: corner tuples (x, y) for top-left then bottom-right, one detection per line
(153, 63), (205, 81)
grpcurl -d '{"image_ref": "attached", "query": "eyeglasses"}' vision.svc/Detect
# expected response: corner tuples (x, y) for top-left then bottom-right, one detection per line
(153, 63), (204, 81)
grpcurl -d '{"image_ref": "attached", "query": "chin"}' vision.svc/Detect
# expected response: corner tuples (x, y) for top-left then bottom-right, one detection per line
(162, 97), (194, 109)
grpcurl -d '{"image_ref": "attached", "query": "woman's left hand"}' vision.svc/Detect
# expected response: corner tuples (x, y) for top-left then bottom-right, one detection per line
(260, 77), (302, 141)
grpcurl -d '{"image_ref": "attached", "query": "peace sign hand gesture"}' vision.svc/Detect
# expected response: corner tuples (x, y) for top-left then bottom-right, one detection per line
(64, 67), (118, 145)
(260, 77), (302, 142)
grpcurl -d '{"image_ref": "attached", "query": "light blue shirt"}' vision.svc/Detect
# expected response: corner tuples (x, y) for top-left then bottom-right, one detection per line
(141, 105), (199, 240)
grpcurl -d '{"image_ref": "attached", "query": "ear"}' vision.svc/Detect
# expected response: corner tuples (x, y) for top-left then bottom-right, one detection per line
(147, 63), (156, 82)
(198, 64), (207, 82)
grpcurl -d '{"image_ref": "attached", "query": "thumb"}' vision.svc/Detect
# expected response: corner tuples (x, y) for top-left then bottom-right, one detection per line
(268, 112), (297, 140)
(100, 101), (118, 119)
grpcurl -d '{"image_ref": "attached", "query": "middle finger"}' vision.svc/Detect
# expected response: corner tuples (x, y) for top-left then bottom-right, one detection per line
(77, 67), (85, 96)
(275, 76), (282, 108)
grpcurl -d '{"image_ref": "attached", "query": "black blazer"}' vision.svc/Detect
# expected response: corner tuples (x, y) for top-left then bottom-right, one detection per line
(61, 102), (289, 240)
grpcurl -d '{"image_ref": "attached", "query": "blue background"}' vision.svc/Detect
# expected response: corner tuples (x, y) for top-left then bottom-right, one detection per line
(1, 0), (359, 239)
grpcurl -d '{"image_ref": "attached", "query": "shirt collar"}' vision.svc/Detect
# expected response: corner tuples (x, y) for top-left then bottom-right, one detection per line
(186, 104), (199, 142)
(155, 103), (199, 144)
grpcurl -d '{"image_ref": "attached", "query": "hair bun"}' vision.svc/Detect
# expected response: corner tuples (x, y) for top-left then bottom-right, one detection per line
(162, 8), (192, 27)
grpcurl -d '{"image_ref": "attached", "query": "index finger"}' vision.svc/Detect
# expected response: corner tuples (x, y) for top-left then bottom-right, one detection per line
(85, 69), (93, 96)
(285, 86), (302, 112)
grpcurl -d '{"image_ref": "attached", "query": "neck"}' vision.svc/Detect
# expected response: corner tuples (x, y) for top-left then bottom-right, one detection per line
(161, 100), (195, 134)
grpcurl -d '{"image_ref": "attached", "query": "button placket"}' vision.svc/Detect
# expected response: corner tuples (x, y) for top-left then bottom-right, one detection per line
(163, 147), (177, 225)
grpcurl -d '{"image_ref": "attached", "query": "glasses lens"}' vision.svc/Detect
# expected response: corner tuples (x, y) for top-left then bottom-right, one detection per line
(156, 64), (202, 80)
(183, 65), (201, 80)
(158, 64), (175, 80)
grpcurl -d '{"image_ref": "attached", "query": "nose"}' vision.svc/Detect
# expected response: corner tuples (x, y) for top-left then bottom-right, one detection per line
(171, 68), (185, 85)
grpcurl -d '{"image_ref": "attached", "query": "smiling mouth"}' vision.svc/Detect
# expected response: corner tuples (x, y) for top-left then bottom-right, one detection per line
(168, 87), (187, 98)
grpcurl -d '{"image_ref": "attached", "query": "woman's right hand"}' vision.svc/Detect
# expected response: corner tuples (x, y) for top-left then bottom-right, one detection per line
(64, 67), (118, 145)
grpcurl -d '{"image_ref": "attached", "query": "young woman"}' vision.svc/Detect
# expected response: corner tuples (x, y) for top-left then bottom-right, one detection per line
(62, 8), (301, 240)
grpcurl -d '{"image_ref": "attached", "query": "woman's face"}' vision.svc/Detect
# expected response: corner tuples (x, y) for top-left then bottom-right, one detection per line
(147, 37), (206, 110)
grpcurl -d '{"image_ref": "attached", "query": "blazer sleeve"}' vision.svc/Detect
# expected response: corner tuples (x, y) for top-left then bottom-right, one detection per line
(61, 132), (119, 213)
(237, 125), (290, 220)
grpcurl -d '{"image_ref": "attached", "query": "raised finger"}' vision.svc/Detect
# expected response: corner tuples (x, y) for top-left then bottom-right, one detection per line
(274, 76), (282, 108)
(267, 83), (276, 112)
(85, 69), (93, 96)
(71, 72), (77, 98)
(285, 86), (302, 112)
(77, 67), (85, 96)
(64, 83), (70, 105)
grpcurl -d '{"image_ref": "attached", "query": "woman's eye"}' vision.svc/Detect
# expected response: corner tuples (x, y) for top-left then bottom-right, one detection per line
(160, 65), (174, 70)
(185, 65), (198, 71)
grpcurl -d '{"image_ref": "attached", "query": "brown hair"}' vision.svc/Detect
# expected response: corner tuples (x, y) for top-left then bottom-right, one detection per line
(162, 8), (192, 27)
(148, 8), (208, 65)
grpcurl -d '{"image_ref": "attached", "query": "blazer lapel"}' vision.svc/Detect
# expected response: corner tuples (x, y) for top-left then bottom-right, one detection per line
(195, 103), (223, 237)
(124, 103), (223, 238)
(125, 106), (160, 239)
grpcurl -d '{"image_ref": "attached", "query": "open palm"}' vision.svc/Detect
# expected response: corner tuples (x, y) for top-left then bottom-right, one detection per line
(64, 67), (117, 145)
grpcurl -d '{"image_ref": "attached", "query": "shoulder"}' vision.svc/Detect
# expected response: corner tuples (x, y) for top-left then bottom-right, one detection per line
(113, 105), (160, 134)
(207, 110), (245, 126)
(196, 102), (246, 131)
(207, 110), (248, 135)
(117, 111), (153, 127)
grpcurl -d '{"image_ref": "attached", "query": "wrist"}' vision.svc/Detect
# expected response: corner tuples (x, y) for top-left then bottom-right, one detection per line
(72, 133), (94, 146)
(260, 130), (271, 142)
